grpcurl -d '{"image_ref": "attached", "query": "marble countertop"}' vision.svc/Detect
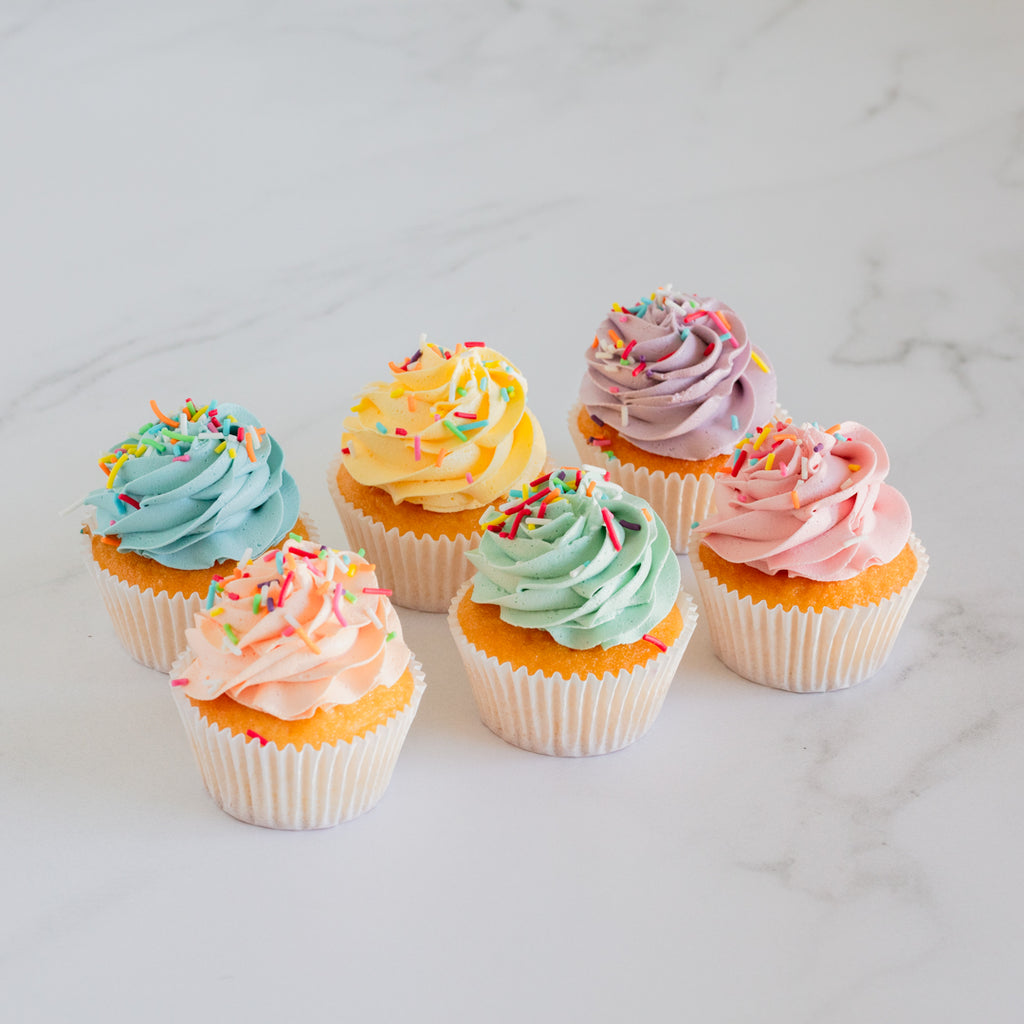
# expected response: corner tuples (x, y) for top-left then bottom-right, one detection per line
(4, 1), (1022, 1020)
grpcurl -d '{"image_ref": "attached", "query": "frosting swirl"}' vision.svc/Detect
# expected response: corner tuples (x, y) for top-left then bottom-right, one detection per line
(580, 288), (777, 460)
(176, 540), (411, 720)
(467, 465), (681, 650)
(342, 341), (546, 512)
(695, 420), (911, 581)
(86, 400), (300, 570)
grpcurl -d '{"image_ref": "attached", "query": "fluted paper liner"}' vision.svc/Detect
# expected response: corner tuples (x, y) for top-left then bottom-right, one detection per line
(327, 454), (478, 613)
(689, 533), (928, 692)
(448, 582), (699, 756)
(171, 657), (426, 829)
(82, 511), (319, 673)
(567, 403), (716, 554)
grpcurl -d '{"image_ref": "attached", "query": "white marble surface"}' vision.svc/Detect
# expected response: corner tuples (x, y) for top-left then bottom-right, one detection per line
(3, 1), (1023, 1020)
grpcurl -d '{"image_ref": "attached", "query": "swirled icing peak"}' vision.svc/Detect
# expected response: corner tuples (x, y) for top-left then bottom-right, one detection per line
(85, 399), (300, 570)
(695, 419), (912, 581)
(342, 339), (547, 513)
(580, 286), (777, 460)
(467, 465), (681, 650)
(174, 540), (411, 720)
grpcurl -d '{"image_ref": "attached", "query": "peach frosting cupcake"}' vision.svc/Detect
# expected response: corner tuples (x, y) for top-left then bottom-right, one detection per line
(171, 539), (425, 829)
(329, 339), (547, 612)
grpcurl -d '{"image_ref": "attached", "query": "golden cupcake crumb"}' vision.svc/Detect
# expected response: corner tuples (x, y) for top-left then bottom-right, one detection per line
(456, 585), (684, 676)
(696, 541), (918, 612)
(577, 406), (730, 478)
(88, 516), (311, 599)
(187, 666), (417, 750)
(336, 461), (494, 541)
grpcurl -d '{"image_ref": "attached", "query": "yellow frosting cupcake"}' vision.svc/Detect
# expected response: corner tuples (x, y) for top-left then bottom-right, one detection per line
(329, 339), (547, 611)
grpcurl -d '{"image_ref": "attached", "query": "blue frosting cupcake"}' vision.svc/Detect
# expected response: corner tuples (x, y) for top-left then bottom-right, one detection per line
(83, 397), (304, 671)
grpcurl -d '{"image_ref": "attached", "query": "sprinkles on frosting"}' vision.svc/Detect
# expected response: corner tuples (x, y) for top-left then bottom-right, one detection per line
(341, 338), (530, 478)
(181, 540), (398, 666)
(587, 290), (776, 460)
(483, 465), (648, 548)
(717, 417), (883, 517)
(97, 398), (267, 503)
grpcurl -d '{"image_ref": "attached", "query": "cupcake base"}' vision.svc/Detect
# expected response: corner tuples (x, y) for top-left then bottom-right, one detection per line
(82, 513), (318, 673)
(567, 403), (718, 554)
(689, 533), (929, 692)
(327, 455), (478, 613)
(448, 582), (699, 756)
(87, 556), (201, 673)
(171, 658), (426, 829)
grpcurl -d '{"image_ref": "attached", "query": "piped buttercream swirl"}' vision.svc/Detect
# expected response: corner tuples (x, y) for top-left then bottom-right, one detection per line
(176, 540), (411, 720)
(467, 465), (680, 650)
(342, 341), (546, 512)
(86, 399), (300, 570)
(695, 420), (911, 581)
(580, 288), (777, 460)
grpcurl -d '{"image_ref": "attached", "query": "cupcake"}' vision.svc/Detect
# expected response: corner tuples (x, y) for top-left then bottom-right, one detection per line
(170, 539), (425, 829)
(330, 339), (547, 613)
(568, 286), (777, 553)
(690, 419), (928, 692)
(83, 398), (305, 672)
(448, 464), (698, 756)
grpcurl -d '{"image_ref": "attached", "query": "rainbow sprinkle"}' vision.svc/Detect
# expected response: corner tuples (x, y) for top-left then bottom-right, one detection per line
(601, 507), (622, 551)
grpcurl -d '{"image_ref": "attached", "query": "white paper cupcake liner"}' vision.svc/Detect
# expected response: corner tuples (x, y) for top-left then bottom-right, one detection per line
(171, 657), (426, 829)
(85, 553), (199, 673)
(689, 533), (928, 692)
(81, 511), (319, 673)
(448, 582), (699, 756)
(327, 454), (478, 613)
(567, 403), (717, 554)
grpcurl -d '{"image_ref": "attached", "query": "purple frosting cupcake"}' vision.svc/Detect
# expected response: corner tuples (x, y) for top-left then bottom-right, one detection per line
(569, 286), (778, 552)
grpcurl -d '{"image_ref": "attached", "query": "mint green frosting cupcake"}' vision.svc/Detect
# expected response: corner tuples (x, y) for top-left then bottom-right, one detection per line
(467, 464), (680, 650)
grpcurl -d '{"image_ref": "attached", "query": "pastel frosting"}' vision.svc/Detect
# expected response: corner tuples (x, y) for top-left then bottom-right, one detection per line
(176, 540), (411, 720)
(580, 288), (777, 460)
(342, 341), (547, 513)
(86, 400), (300, 570)
(467, 465), (681, 650)
(695, 420), (912, 582)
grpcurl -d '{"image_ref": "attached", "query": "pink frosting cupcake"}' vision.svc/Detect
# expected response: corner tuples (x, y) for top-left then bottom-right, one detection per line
(690, 419), (928, 692)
